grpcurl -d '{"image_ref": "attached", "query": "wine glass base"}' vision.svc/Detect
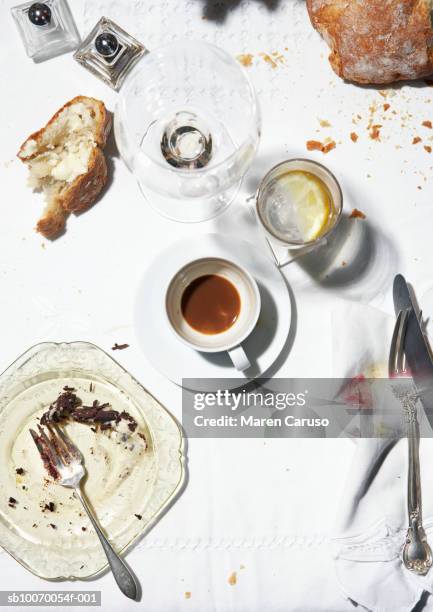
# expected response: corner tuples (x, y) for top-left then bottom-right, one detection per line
(137, 179), (242, 223)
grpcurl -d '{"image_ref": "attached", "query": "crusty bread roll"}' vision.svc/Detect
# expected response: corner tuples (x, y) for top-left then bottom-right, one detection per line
(307, 0), (433, 84)
(18, 96), (111, 239)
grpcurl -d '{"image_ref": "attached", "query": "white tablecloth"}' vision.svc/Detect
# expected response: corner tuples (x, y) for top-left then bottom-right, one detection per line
(1, 0), (433, 609)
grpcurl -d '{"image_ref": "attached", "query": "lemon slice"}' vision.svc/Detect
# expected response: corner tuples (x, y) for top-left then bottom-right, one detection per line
(279, 171), (331, 241)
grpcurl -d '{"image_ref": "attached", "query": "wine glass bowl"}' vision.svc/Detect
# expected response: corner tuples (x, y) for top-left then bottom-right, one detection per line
(115, 40), (261, 222)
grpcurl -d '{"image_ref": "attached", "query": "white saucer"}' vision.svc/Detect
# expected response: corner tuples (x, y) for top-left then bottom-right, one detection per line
(134, 234), (292, 390)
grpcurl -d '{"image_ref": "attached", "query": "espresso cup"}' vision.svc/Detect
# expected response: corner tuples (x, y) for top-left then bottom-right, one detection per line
(165, 257), (261, 371)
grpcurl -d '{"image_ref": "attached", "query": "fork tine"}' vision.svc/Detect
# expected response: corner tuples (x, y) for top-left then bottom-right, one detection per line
(389, 309), (411, 376)
(36, 424), (63, 465)
(396, 310), (410, 373)
(29, 425), (63, 478)
(53, 425), (83, 462)
(29, 428), (46, 457)
(45, 423), (72, 464)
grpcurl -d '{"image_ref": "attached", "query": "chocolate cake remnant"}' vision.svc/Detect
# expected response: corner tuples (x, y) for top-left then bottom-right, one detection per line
(8, 497), (17, 507)
(134, 514), (142, 520)
(39, 390), (139, 435)
(30, 389), (145, 481)
(49, 523), (57, 529)
(40, 389), (81, 426)
(112, 343), (130, 351)
(15, 468), (25, 475)
(43, 502), (55, 512)
(121, 411), (138, 433)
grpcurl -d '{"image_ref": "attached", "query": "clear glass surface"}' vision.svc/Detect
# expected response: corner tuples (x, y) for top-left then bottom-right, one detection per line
(11, 0), (80, 62)
(115, 41), (261, 222)
(256, 158), (343, 249)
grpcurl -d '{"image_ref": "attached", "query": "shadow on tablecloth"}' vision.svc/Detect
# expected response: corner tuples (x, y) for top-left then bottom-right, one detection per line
(197, 0), (283, 23)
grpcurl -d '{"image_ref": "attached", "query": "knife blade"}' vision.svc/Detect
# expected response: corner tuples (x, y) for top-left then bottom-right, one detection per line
(393, 274), (433, 426)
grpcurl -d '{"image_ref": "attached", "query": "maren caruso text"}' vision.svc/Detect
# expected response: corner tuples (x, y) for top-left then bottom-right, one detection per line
(193, 415), (330, 428)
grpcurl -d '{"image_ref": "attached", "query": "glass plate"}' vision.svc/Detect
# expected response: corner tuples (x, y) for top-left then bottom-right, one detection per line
(0, 342), (184, 580)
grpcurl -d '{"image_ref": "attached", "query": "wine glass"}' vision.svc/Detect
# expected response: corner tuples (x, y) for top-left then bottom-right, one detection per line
(115, 40), (261, 222)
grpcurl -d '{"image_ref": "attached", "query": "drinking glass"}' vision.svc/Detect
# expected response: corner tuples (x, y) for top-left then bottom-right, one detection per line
(115, 40), (261, 222)
(256, 159), (343, 263)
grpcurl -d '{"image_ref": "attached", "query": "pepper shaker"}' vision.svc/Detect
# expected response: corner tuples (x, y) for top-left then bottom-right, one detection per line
(74, 17), (147, 91)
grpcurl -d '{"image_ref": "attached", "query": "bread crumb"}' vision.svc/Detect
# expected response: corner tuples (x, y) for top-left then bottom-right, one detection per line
(228, 572), (237, 586)
(342, 261), (347, 267)
(369, 125), (382, 141)
(322, 141), (336, 154)
(319, 119), (331, 128)
(306, 139), (336, 154)
(383, 103), (390, 111)
(306, 140), (323, 152)
(237, 54), (253, 68)
(413, 137), (422, 144)
(425, 145), (432, 153)
(259, 53), (277, 68)
(185, 592), (191, 599)
(422, 120), (432, 129)
(350, 132), (358, 142)
(350, 208), (366, 220)
(271, 51), (285, 64)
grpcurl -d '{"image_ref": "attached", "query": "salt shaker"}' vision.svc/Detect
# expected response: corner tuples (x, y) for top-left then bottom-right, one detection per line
(11, 0), (80, 62)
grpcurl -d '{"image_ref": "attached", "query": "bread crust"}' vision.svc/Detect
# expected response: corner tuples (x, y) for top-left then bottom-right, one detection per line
(17, 96), (111, 239)
(18, 96), (110, 161)
(36, 205), (69, 239)
(307, 0), (433, 84)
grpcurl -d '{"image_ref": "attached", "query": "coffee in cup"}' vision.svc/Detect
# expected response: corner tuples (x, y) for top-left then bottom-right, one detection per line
(165, 257), (260, 371)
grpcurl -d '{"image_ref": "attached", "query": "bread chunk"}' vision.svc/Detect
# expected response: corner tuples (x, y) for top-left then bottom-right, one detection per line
(18, 96), (111, 238)
(307, 0), (433, 84)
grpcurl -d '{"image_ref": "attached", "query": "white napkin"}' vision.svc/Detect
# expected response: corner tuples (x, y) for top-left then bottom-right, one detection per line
(332, 300), (433, 612)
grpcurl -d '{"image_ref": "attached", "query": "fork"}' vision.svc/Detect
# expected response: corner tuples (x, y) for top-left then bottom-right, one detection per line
(389, 308), (433, 575)
(30, 423), (138, 599)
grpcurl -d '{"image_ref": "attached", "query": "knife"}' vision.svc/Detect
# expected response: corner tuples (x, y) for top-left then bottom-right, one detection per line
(393, 274), (433, 426)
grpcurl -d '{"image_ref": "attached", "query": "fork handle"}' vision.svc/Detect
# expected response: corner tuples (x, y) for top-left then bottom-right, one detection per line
(74, 487), (138, 600)
(407, 416), (421, 521)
